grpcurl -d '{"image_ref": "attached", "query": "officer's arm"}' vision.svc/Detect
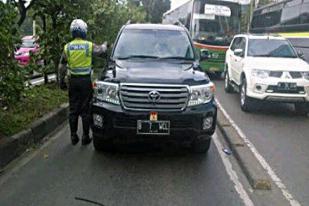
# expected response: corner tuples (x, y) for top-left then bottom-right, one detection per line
(92, 42), (108, 56)
(58, 53), (68, 89)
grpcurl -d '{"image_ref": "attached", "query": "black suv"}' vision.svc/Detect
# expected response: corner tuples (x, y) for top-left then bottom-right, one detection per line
(91, 24), (217, 153)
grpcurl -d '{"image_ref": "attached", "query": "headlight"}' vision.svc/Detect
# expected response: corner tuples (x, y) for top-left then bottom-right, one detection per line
(251, 69), (270, 79)
(188, 83), (215, 106)
(93, 81), (120, 105)
(301, 72), (309, 80)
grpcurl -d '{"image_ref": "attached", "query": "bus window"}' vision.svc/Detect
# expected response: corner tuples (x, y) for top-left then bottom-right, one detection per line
(300, 1), (309, 24)
(251, 9), (281, 29)
(265, 11), (281, 27)
(281, 0), (302, 25)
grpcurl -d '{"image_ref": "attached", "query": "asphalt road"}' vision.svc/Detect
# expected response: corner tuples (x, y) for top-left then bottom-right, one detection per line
(0, 124), (247, 206)
(214, 79), (309, 206)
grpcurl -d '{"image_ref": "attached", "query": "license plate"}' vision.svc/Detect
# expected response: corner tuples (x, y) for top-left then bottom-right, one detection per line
(137, 120), (170, 135)
(277, 82), (297, 91)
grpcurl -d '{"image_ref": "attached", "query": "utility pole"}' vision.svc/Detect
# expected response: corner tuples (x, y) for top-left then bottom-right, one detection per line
(33, 20), (36, 36)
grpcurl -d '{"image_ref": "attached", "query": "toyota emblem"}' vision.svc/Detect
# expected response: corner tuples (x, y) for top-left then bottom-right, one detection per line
(148, 90), (161, 103)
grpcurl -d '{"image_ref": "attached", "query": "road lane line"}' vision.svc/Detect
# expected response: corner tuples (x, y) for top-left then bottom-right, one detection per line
(213, 133), (254, 206)
(215, 99), (302, 206)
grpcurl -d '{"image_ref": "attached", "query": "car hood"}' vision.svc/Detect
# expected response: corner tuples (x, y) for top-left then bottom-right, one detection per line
(244, 57), (309, 71)
(101, 60), (210, 85)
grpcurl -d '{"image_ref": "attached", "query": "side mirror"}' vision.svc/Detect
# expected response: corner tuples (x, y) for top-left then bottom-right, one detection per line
(234, 48), (244, 57)
(297, 50), (305, 59)
(200, 49), (209, 61)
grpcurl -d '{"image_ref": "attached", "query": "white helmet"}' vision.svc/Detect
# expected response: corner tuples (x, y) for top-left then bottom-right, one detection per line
(70, 19), (88, 38)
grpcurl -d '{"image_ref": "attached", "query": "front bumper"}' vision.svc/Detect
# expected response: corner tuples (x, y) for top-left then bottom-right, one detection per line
(91, 101), (217, 143)
(247, 77), (309, 103)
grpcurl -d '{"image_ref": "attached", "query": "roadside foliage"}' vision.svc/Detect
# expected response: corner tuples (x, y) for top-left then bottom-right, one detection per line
(0, 2), (26, 107)
(0, 0), (152, 107)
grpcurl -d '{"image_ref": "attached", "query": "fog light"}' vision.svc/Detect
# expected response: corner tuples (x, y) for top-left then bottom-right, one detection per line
(93, 114), (103, 128)
(203, 117), (213, 130)
(254, 84), (267, 94)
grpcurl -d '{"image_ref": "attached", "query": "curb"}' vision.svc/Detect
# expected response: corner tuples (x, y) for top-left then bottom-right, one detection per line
(0, 103), (69, 169)
(216, 108), (272, 190)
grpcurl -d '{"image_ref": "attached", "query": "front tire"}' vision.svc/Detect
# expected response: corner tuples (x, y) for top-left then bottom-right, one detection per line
(191, 138), (211, 154)
(240, 78), (255, 112)
(295, 103), (309, 116)
(224, 71), (233, 93)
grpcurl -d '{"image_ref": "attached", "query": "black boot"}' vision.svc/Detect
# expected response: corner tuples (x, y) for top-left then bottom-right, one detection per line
(71, 134), (79, 146)
(82, 135), (92, 145)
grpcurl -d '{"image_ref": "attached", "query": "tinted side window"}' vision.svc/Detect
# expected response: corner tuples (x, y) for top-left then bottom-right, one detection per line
(251, 6), (282, 29)
(239, 38), (246, 51)
(300, 2), (309, 24)
(281, 0), (302, 25)
(231, 37), (241, 51)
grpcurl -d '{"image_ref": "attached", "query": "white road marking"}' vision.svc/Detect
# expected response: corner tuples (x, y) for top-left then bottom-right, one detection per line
(213, 133), (254, 206)
(216, 99), (302, 206)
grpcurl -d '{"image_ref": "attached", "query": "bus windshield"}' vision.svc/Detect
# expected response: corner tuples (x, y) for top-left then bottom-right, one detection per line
(192, 1), (242, 46)
(248, 39), (298, 58)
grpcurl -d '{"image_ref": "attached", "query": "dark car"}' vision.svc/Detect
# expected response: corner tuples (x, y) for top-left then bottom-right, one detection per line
(91, 24), (217, 153)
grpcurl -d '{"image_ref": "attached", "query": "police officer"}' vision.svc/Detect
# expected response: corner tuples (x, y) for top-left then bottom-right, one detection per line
(58, 19), (107, 145)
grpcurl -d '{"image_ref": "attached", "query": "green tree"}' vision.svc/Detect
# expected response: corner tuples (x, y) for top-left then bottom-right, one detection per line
(130, 0), (170, 23)
(29, 0), (94, 83)
(0, 2), (26, 106)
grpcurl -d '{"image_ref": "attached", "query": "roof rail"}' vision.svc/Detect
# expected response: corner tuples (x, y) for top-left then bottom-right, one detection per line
(174, 21), (186, 29)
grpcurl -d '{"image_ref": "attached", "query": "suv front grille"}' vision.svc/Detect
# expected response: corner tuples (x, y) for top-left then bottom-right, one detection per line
(269, 71), (283, 78)
(269, 71), (303, 79)
(289, 72), (302, 79)
(120, 84), (189, 111)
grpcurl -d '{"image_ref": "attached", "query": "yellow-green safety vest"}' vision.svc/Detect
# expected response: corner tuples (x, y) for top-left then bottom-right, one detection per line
(64, 39), (93, 76)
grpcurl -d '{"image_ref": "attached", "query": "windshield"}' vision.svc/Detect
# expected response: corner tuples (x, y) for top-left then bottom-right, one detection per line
(192, 1), (241, 46)
(113, 29), (195, 60)
(248, 39), (298, 58)
(22, 39), (36, 48)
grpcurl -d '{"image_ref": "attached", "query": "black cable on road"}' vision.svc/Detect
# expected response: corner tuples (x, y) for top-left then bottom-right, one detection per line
(75, 197), (106, 206)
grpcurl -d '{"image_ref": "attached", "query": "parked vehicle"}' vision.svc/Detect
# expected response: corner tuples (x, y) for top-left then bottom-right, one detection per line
(91, 24), (217, 153)
(14, 36), (39, 66)
(224, 34), (309, 114)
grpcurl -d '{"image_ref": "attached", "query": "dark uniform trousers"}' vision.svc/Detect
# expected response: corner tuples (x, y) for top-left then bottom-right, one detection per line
(68, 75), (92, 137)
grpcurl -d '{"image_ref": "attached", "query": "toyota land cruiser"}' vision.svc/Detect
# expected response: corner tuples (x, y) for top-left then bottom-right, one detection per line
(91, 24), (217, 153)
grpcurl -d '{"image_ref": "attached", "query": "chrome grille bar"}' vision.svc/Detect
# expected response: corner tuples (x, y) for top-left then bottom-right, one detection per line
(120, 83), (189, 111)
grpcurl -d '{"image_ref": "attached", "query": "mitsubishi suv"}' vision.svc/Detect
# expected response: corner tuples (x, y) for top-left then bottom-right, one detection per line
(91, 24), (217, 153)
(225, 34), (309, 114)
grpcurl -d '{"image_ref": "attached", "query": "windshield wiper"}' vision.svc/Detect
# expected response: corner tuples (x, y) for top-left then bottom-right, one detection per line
(160, 56), (194, 61)
(116, 55), (159, 60)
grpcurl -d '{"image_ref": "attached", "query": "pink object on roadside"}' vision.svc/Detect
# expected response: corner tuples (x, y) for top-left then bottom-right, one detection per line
(14, 36), (40, 66)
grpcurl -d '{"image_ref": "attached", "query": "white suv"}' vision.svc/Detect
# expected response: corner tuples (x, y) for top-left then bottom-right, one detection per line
(225, 34), (309, 114)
